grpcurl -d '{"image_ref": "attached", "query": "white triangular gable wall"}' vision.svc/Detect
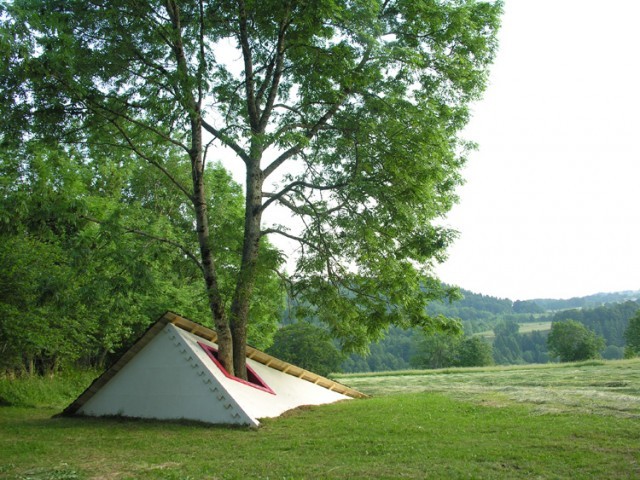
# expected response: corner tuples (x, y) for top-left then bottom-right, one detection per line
(77, 323), (253, 425)
(77, 323), (350, 426)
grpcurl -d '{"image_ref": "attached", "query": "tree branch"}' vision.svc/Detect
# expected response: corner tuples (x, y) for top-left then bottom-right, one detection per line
(261, 192), (306, 215)
(255, 54), (277, 106)
(82, 215), (203, 273)
(262, 94), (349, 179)
(257, 11), (291, 132)
(261, 177), (349, 213)
(105, 116), (194, 201)
(260, 228), (321, 252)
(237, 0), (259, 131)
(97, 100), (189, 152)
(261, 141), (360, 213)
(201, 119), (252, 165)
(197, 0), (207, 105)
(262, 43), (373, 179)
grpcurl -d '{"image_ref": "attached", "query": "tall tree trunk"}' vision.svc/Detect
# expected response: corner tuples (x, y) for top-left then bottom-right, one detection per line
(230, 162), (264, 380)
(190, 118), (234, 375)
(164, 0), (234, 375)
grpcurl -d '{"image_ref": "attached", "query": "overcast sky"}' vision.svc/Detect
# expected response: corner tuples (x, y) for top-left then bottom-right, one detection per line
(434, 0), (640, 300)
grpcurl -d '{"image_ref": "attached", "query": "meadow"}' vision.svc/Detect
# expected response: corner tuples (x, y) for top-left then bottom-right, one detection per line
(1, 359), (639, 479)
(476, 321), (552, 340)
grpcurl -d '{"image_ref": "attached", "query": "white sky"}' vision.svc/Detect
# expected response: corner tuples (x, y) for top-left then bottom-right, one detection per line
(435, 0), (640, 300)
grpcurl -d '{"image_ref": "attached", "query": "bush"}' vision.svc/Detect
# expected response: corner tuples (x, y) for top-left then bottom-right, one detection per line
(0, 369), (99, 408)
(624, 310), (640, 357)
(266, 322), (343, 377)
(411, 333), (493, 369)
(547, 320), (605, 362)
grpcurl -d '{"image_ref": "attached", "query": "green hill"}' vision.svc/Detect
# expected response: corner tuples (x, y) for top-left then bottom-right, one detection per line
(342, 288), (640, 372)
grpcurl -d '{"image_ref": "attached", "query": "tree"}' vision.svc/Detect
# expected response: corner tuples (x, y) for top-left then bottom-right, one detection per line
(0, 135), (281, 374)
(1, 0), (502, 377)
(492, 319), (522, 364)
(624, 310), (640, 358)
(266, 322), (343, 377)
(411, 332), (493, 369)
(456, 336), (493, 367)
(411, 332), (459, 369)
(547, 320), (605, 363)
(512, 300), (544, 314)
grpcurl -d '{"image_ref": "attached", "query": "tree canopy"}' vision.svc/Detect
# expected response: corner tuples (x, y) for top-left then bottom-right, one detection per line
(624, 310), (640, 358)
(1, 0), (503, 377)
(547, 320), (605, 363)
(0, 134), (282, 373)
(266, 322), (343, 376)
(410, 332), (493, 369)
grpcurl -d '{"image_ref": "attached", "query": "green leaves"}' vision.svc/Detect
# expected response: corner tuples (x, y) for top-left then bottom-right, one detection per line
(624, 311), (640, 358)
(547, 320), (606, 363)
(1, 0), (502, 372)
(266, 322), (343, 376)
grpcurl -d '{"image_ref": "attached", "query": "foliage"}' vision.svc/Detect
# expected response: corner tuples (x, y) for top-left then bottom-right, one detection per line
(456, 336), (494, 367)
(547, 320), (605, 363)
(0, 369), (99, 408)
(0, 136), (282, 374)
(532, 291), (640, 311)
(266, 322), (343, 377)
(518, 330), (549, 364)
(1, 0), (503, 376)
(411, 332), (493, 369)
(427, 288), (514, 322)
(411, 332), (460, 369)
(624, 310), (640, 357)
(341, 291), (638, 372)
(602, 345), (625, 360)
(492, 319), (523, 364)
(342, 326), (414, 372)
(552, 301), (639, 347)
(512, 300), (544, 314)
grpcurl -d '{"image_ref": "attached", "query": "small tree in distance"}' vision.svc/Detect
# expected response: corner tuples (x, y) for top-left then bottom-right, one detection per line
(547, 320), (605, 363)
(624, 310), (640, 358)
(266, 323), (343, 377)
(411, 333), (493, 369)
(456, 336), (494, 367)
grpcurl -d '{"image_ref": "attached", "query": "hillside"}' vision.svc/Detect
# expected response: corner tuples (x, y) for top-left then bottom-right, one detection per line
(429, 287), (640, 321)
(341, 288), (640, 372)
(530, 290), (640, 311)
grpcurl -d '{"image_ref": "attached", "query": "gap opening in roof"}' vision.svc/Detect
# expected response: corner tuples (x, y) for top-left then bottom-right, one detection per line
(197, 342), (275, 395)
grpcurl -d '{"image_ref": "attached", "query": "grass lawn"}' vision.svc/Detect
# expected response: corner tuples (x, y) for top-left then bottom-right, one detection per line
(1, 360), (639, 479)
(337, 359), (640, 417)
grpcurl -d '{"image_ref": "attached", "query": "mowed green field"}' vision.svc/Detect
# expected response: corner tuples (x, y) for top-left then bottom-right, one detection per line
(476, 321), (552, 339)
(1, 359), (639, 479)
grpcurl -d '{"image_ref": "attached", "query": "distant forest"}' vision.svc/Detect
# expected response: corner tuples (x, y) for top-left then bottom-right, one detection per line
(341, 289), (640, 372)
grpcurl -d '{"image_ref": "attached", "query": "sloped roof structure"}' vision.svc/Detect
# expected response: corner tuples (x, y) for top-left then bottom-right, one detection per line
(63, 312), (365, 427)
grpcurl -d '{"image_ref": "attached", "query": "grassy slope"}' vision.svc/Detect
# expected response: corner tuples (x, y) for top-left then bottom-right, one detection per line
(1, 360), (639, 479)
